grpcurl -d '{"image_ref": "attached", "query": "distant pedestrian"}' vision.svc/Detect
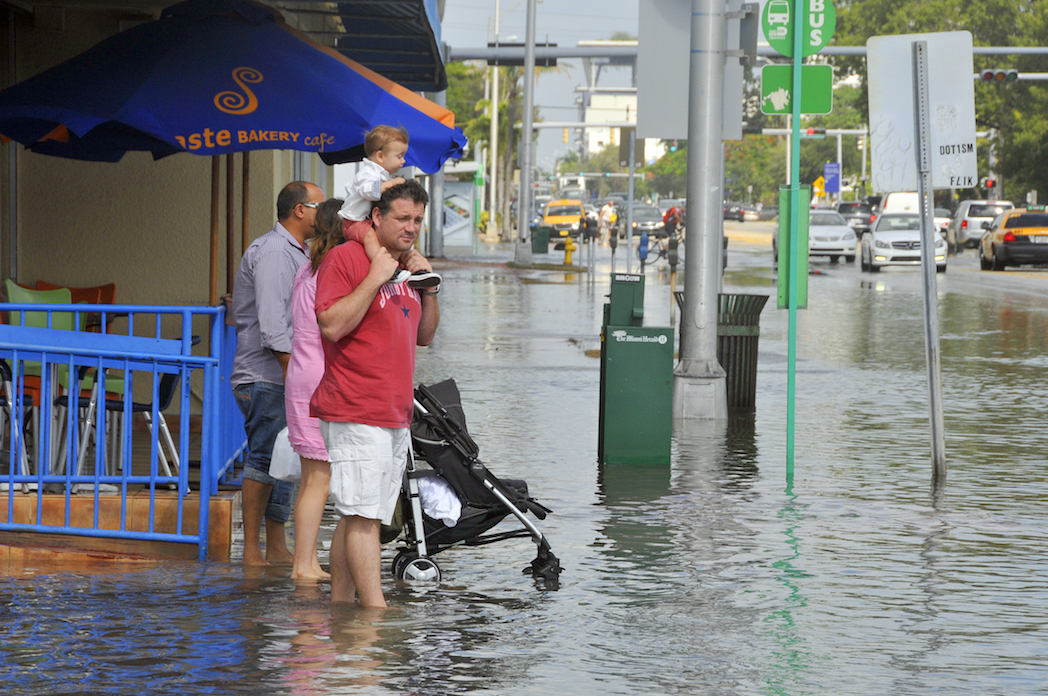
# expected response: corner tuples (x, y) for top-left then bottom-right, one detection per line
(599, 200), (617, 242)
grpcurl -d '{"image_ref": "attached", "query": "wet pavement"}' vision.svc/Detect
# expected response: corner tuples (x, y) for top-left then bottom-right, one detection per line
(3, 225), (1048, 694)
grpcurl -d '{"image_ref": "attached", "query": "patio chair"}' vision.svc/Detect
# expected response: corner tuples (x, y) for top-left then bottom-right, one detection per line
(3, 281), (74, 473)
(56, 368), (181, 492)
(0, 361), (34, 492)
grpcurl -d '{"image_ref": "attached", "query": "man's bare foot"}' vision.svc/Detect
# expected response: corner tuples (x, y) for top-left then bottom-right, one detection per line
(267, 548), (295, 566)
(243, 550), (269, 567)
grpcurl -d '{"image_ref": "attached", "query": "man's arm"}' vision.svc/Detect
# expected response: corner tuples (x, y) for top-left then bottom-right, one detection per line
(400, 248), (440, 346)
(417, 291), (440, 346)
(317, 247), (398, 343)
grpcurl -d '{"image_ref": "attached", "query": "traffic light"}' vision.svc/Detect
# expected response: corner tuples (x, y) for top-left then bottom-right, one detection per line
(857, 136), (864, 151)
(981, 69), (1018, 82)
(563, 128), (569, 144)
(802, 128), (826, 139)
(985, 178), (996, 189)
(670, 139), (678, 152)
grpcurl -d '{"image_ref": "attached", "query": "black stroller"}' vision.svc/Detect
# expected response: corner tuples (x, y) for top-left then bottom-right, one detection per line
(389, 379), (562, 589)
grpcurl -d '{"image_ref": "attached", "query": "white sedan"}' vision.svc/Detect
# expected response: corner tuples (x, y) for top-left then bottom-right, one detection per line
(860, 213), (947, 273)
(807, 210), (857, 263)
(773, 210), (858, 263)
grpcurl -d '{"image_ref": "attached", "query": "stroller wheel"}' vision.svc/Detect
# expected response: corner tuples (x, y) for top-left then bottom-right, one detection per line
(391, 550), (415, 578)
(400, 556), (441, 583)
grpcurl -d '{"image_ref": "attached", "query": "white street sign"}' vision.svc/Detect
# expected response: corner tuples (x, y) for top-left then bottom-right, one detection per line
(867, 31), (977, 193)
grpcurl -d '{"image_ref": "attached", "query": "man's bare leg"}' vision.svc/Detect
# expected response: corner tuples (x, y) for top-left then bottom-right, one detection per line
(330, 516), (357, 604)
(293, 458), (332, 580)
(265, 517), (294, 565)
(242, 478), (271, 566)
(344, 515), (386, 608)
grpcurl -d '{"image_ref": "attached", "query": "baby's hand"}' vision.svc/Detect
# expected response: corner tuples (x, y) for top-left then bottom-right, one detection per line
(380, 177), (407, 192)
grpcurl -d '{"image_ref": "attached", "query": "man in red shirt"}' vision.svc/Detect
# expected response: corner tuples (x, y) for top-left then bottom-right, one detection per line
(312, 180), (440, 607)
(663, 205), (684, 238)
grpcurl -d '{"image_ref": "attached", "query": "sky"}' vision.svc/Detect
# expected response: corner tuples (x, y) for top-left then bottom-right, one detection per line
(439, 0), (642, 170)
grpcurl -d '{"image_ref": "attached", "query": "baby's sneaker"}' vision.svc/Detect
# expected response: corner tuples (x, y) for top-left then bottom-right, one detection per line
(389, 269), (411, 284)
(406, 270), (442, 290)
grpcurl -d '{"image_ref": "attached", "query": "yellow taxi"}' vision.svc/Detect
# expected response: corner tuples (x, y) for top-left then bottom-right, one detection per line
(542, 199), (586, 241)
(978, 206), (1048, 270)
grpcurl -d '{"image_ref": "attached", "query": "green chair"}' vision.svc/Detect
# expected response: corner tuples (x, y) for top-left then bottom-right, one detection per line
(4, 280), (123, 479)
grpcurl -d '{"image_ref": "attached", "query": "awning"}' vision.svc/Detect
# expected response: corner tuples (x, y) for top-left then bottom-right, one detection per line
(275, 0), (447, 92)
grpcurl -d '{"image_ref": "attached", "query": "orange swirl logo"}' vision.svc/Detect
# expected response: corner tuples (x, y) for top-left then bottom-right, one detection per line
(214, 67), (262, 115)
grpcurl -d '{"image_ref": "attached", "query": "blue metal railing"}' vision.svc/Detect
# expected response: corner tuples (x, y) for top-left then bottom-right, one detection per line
(0, 303), (245, 561)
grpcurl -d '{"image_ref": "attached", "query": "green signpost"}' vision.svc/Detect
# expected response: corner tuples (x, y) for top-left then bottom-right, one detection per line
(762, 0), (836, 484)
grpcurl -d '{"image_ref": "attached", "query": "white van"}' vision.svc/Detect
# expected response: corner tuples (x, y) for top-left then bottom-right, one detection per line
(879, 191), (920, 215)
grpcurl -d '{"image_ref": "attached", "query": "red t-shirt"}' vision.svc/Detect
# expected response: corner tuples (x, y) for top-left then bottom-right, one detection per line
(309, 242), (422, 428)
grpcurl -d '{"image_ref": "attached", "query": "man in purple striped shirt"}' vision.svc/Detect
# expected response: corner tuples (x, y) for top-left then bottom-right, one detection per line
(232, 181), (323, 567)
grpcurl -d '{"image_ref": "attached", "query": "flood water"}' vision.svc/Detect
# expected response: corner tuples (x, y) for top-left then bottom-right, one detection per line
(3, 232), (1048, 695)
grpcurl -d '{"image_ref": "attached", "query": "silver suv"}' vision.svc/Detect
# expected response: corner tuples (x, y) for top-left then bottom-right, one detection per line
(947, 200), (1013, 251)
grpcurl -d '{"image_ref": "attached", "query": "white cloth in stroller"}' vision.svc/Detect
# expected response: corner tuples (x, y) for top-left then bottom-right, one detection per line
(418, 475), (461, 527)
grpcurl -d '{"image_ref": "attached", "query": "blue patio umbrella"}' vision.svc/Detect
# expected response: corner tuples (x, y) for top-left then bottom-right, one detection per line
(0, 0), (466, 171)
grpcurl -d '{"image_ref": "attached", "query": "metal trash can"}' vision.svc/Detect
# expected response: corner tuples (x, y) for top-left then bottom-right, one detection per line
(673, 291), (768, 411)
(531, 226), (549, 253)
(717, 293), (768, 411)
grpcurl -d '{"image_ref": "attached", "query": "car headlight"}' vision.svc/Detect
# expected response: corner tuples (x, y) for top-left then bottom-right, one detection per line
(571, 221), (579, 230)
(874, 238), (890, 249)
(656, 221), (664, 228)
(935, 236), (946, 248)
(843, 231), (855, 241)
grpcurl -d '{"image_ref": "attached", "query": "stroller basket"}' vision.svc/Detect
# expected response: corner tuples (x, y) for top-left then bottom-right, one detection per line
(392, 378), (561, 588)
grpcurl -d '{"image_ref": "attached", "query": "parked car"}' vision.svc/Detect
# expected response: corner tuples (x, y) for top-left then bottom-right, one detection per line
(934, 207), (952, 237)
(836, 201), (875, 235)
(860, 213), (947, 273)
(978, 206), (1048, 270)
(773, 210), (857, 264)
(758, 204), (779, 221)
(878, 191), (920, 215)
(723, 201), (745, 221)
(541, 199), (586, 242)
(658, 198), (686, 215)
(742, 204), (760, 221)
(624, 203), (666, 238)
(947, 199), (1014, 250)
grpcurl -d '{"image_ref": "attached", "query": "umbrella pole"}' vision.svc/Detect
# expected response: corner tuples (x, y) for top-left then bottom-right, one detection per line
(226, 153), (235, 296)
(242, 152), (250, 254)
(210, 156), (219, 306)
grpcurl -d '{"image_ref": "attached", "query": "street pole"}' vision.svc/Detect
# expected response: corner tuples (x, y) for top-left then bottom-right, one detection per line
(486, 0), (500, 242)
(626, 128), (635, 274)
(673, 0), (728, 421)
(513, 0), (535, 266)
(836, 131), (843, 206)
(860, 126), (867, 200)
(429, 88), (446, 258)
(912, 41), (947, 488)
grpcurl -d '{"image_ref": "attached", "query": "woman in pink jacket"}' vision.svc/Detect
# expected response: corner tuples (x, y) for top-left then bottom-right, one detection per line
(286, 199), (345, 580)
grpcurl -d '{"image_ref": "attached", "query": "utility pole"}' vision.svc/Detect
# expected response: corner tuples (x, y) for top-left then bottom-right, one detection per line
(513, 0), (536, 266)
(486, 0), (500, 242)
(673, 0), (727, 420)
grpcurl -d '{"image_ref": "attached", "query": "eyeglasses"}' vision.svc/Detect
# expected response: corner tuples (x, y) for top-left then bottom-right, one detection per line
(299, 201), (321, 209)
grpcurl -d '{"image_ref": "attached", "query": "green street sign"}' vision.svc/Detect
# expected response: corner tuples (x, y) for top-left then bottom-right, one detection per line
(762, 0), (836, 58)
(760, 64), (834, 115)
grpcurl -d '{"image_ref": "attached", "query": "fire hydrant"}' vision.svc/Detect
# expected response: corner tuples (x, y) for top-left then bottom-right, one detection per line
(563, 234), (577, 265)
